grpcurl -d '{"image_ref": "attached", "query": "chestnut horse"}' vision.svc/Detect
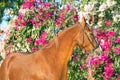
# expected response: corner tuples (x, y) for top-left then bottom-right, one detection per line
(0, 18), (100, 80)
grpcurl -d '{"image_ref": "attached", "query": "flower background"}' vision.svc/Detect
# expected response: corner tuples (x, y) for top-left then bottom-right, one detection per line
(0, 0), (120, 80)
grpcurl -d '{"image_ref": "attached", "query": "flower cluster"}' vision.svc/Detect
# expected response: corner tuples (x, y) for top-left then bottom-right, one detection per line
(4, 0), (78, 53)
(96, 30), (115, 52)
(74, 0), (120, 80)
(104, 61), (114, 80)
(35, 32), (48, 46)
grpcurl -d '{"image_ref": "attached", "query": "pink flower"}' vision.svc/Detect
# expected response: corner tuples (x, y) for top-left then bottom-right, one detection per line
(35, 32), (48, 46)
(107, 30), (115, 37)
(96, 31), (107, 39)
(20, 21), (26, 26)
(55, 13), (65, 27)
(32, 19), (37, 25)
(73, 57), (77, 62)
(91, 56), (101, 67)
(14, 19), (19, 26)
(35, 39), (40, 45)
(105, 20), (112, 27)
(26, 37), (32, 44)
(46, 12), (52, 17)
(104, 62), (114, 80)
(79, 64), (87, 69)
(44, 2), (51, 8)
(31, 47), (37, 51)
(66, 4), (70, 11)
(59, 13), (65, 19)
(7, 52), (12, 56)
(21, 2), (34, 9)
(38, 7), (42, 11)
(25, 0), (36, 3)
(115, 47), (120, 55)
(6, 30), (11, 36)
(74, 15), (79, 21)
(100, 37), (112, 52)
(55, 20), (61, 27)
(115, 37), (120, 43)
(18, 13), (23, 19)
(36, 0), (43, 4)
(40, 32), (47, 38)
(100, 53), (109, 62)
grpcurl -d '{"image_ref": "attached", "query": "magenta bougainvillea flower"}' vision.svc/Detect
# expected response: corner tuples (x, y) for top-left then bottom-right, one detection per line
(73, 57), (77, 62)
(105, 20), (112, 27)
(26, 37), (33, 44)
(18, 13), (23, 19)
(43, 2), (51, 8)
(100, 53), (109, 62)
(74, 15), (79, 21)
(56, 13), (65, 27)
(25, 0), (36, 3)
(100, 37), (112, 52)
(115, 47), (120, 55)
(21, 2), (34, 9)
(66, 4), (70, 11)
(115, 37), (120, 43)
(104, 61), (114, 80)
(31, 47), (37, 51)
(107, 30), (116, 37)
(35, 32), (48, 46)
(91, 56), (101, 67)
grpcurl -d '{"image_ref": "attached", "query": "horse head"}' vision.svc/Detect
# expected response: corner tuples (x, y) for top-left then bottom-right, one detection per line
(75, 17), (101, 54)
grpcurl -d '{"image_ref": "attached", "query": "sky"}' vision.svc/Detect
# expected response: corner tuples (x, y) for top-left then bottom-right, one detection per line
(0, 8), (10, 41)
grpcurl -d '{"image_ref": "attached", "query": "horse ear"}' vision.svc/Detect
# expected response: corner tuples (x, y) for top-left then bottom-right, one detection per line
(81, 17), (86, 27)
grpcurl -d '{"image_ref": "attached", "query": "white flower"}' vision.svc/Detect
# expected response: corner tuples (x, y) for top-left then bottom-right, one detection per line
(106, 0), (116, 7)
(100, 39), (105, 45)
(78, 11), (93, 25)
(26, 43), (31, 51)
(0, 42), (6, 59)
(98, 12), (104, 17)
(17, 43), (21, 48)
(97, 21), (103, 27)
(99, 3), (107, 11)
(0, 42), (4, 52)
(13, 15), (18, 21)
(19, 8), (29, 14)
(112, 11), (120, 22)
(94, 25), (98, 29)
(4, 8), (14, 15)
(78, 11), (84, 23)
(113, 15), (120, 22)
(21, 49), (27, 52)
(84, 4), (94, 13)
(84, 1), (97, 15)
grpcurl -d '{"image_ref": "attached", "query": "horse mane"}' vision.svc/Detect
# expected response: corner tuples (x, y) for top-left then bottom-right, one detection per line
(43, 23), (80, 50)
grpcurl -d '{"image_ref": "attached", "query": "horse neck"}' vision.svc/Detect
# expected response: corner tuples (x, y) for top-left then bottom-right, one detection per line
(42, 24), (80, 66)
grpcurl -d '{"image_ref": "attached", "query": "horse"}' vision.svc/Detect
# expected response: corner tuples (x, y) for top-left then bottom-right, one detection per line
(0, 17), (101, 80)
